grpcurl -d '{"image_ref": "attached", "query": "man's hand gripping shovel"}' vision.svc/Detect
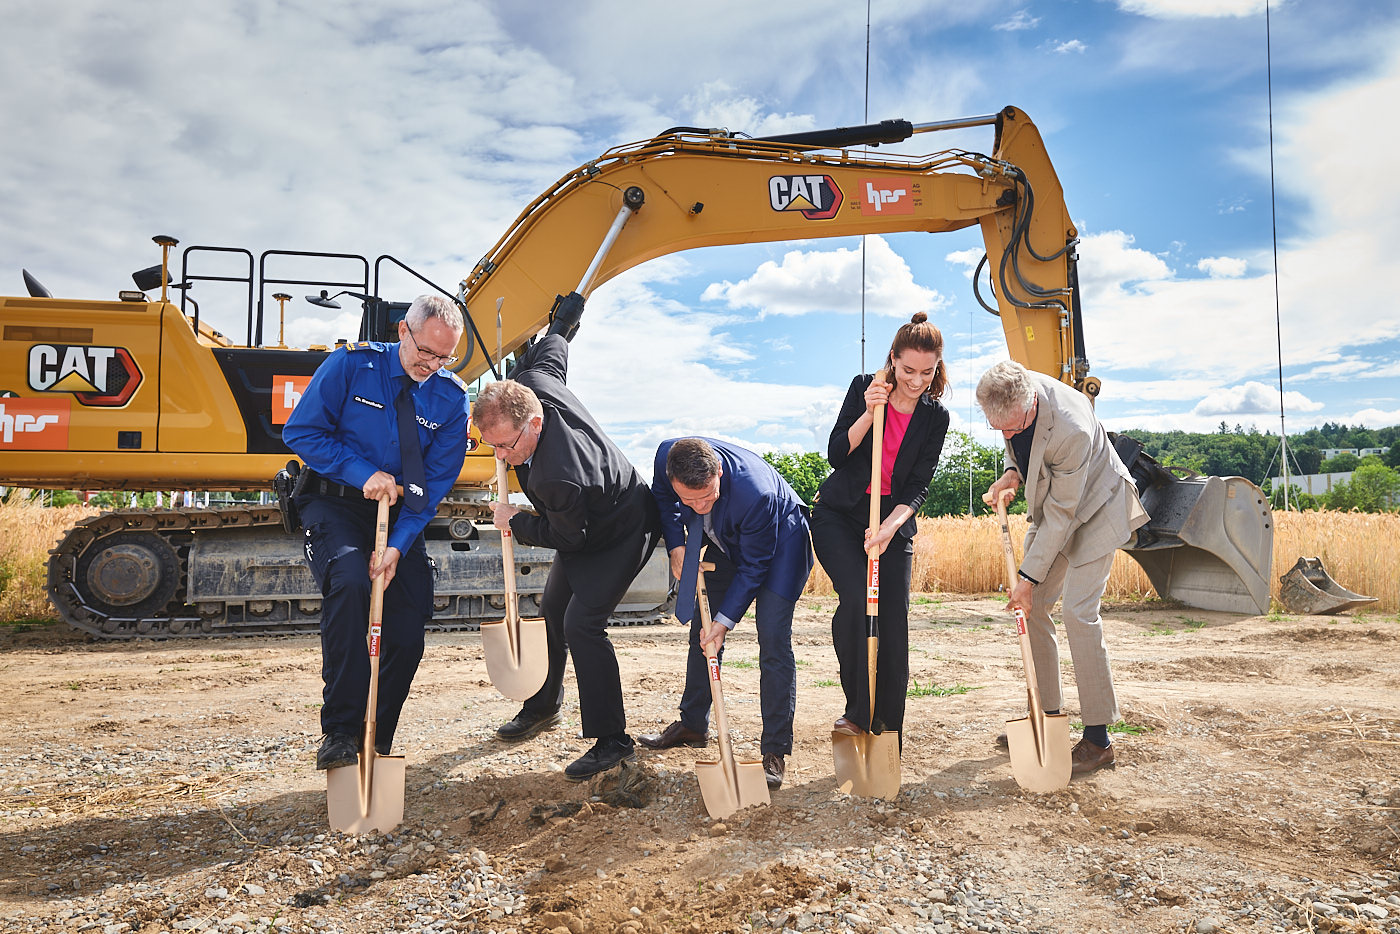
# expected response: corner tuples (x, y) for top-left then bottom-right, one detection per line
(481, 457), (549, 700)
(327, 498), (407, 833)
(693, 559), (770, 819)
(831, 374), (900, 800)
(992, 489), (1072, 792)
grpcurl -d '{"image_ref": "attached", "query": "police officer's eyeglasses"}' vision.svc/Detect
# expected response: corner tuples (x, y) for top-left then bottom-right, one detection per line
(404, 321), (460, 366)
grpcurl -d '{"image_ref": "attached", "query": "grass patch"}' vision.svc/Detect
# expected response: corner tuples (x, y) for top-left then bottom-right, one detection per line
(725, 659), (756, 670)
(812, 678), (839, 688)
(1178, 617), (1208, 631)
(1071, 719), (1152, 736)
(1143, 621), (1177, 636)
(912, 595), (943, 606)
(794, 659), (811, 669)
(907, 679), (978, 698)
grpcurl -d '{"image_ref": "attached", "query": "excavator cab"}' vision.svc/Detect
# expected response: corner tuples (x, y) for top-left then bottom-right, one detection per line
(1111, 435), (1273, 614)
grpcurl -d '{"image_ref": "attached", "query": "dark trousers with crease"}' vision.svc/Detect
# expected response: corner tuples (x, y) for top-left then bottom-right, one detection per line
(810, 500), (912, 736)
(675, 537), (797, 756)
(521, 532), (651, 740)
(299, 494), (431, 748)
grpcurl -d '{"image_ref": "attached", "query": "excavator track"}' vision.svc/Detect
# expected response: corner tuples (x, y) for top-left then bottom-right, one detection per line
(47, 504), (671, 639)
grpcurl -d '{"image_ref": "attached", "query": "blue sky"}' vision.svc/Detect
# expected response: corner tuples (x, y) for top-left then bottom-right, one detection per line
(4, 0), (1398, 476)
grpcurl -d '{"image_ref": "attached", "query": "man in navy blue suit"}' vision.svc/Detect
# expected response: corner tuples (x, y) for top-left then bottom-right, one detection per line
(638, 437), (813, 788)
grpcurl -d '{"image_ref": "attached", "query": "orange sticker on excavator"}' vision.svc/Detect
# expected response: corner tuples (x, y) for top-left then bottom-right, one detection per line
(0, 396), (70, 450)
(272, 375), (313, 425)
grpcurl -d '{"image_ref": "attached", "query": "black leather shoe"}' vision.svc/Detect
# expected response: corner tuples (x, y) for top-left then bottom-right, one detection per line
(316, 733), (359, 771)
(496, 708), (561, 743)
(565, 735), (636, 782)
(762, 753), (785, 789)
(373, 741), (392, 756)
(995, 732), (1009, 749)
(637, 720), (708, 749)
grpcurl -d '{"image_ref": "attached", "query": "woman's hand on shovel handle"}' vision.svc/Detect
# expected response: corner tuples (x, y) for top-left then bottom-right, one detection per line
(863, 378), (890, 416)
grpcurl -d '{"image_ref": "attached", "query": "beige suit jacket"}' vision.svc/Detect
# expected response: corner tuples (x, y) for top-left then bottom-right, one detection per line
(1005, 374), (1148, 580)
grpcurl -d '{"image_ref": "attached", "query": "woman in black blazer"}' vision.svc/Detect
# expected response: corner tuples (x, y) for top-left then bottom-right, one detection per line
(811, 312), (950, 742)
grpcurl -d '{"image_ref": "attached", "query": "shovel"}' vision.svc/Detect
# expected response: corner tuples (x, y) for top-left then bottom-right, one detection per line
(481, 456), (549, 700)
(832, 373), (901, 800)
(327, 497), (407, 833)
(993, 490), (1072, 793)
(694, 560), (770, 819)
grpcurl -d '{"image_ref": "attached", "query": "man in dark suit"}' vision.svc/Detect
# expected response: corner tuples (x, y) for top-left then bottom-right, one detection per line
(471, 334), (659, 781)
(638, 437), (813, 789)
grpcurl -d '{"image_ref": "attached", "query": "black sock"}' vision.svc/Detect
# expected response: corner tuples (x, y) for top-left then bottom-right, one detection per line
(1045, 708), (1060, 716)
(1083, 724), (1110, 748)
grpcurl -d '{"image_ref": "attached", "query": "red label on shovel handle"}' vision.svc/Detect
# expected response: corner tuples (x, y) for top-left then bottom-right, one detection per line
(708, 656), (720, 683)
(369, 623), (382, 658)
(866, 557), (880, 615)
(1012, 607), (1027, 637)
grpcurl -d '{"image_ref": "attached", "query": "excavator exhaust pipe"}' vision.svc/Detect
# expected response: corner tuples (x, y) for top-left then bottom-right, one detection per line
(1277, 557), (1378, 615)
(1112, 436), (1273, 615)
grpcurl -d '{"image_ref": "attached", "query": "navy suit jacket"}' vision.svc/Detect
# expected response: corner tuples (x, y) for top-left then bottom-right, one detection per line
(652, 437), (813, 626)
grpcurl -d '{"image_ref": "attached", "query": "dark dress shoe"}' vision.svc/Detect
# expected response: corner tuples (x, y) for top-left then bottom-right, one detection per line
(316, 733), (359, 771)
(762, 753), (785, 789)
(637, 720), (708, 749)
(1070, 738), (1116, 775)
(565, 735), (636, 781)
(496, 708), (561, 742)
(373, 741), (392, 756)
(995, 732), (1009, 749)
(832, 716), (864, 736)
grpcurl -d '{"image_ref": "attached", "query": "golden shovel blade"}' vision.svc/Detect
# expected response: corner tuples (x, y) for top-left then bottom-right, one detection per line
(832, 730), (901, 800)
(481, 614), (549, 701)
(1005, 712), (1072, 793)
(327, 750), (406, 834)
(695, 756), (770, 820)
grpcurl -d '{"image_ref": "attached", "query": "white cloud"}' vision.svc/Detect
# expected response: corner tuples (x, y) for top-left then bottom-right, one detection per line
(1191, 381), (1323, 416)
(1347, 407), (1400, 428)
(679, 81), (816, 137)
(1050, 39), (1088, 54)
(1114, 0), (1267, 17)
(1196, 256), (1247, 278)
(994, 11), (1040, 31)
(700, 236), (947, 318)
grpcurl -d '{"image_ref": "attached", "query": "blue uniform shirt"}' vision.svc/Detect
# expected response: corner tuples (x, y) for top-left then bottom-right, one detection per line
(283, 341), (469, 556)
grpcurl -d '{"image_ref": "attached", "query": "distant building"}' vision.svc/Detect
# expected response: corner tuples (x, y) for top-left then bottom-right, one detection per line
(1320, 446), (1390, 459)
(1271, 471), (1353, 496)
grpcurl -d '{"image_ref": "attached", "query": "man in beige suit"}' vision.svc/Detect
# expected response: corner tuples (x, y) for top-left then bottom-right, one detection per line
(979, 361), (1148, 775)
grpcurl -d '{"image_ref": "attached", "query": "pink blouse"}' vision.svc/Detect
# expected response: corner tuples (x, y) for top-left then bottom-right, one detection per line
(866, 405), (912, 496)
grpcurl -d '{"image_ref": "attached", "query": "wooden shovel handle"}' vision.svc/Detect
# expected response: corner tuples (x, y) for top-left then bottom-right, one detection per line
(364, 497), (390, 768)
(865, 370), (887, 725)
(993, 491), (1048, 715)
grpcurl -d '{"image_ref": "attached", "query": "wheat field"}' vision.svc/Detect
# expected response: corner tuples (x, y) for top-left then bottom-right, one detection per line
(807, 510), (1399, 615)
(0, 500), (1395, 622)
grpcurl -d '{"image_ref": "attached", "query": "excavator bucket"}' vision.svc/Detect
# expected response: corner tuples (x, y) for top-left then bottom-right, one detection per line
(1278, 557), (1378, 615)
(1112, 436), (1273, 615)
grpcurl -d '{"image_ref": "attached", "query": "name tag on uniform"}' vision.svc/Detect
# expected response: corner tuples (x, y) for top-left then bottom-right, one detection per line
(353, 395), (385, 410)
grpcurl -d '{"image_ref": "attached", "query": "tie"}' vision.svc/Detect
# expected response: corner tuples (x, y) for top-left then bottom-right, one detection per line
(395, 375), (427, 511)
(673, 513), (704, 624)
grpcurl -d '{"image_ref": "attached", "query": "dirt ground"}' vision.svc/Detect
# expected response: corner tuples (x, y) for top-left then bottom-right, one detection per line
(2, 594), (1399, 934)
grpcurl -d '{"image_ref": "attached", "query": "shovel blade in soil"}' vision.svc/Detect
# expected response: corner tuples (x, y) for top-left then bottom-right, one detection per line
(695, 757), (770, 819)
(327, 753), (406, 834)
(1005, 713), (1071, 793)
(481, 615), (549, 701)
(832, 730), (901, 800)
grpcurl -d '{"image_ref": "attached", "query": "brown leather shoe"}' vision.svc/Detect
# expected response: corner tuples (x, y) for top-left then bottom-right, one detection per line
(832, 716), (864, 736)
(1070, 738), (1116, 775)
(762, 753), (785, 789)
(637, 720), (708, 749)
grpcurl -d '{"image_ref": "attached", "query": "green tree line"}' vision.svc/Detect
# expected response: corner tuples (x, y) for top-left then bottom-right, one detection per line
(764, 422), (1400, 517)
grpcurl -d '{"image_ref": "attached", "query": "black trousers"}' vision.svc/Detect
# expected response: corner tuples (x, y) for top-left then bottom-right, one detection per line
(300, 494), (431, 746)
(522, 532), (652, 740)
(810, 500), (912, 736)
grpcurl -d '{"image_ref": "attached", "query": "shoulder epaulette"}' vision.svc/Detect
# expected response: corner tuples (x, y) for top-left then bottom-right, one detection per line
(344, 340), (387, 353)
(436, 369), (469, 392)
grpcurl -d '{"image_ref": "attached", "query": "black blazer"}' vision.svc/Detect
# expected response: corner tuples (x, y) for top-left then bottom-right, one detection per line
(815, 374), (950, 539)
(507, 335), (658, 599)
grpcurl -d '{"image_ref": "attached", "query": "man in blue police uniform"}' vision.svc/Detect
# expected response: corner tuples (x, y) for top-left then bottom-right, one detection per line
(283, 294), (469, 771)
(638, 437), (813, 789)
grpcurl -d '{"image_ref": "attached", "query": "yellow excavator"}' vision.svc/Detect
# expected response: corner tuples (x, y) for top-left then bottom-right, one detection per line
(0, 106), (1273, 638)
